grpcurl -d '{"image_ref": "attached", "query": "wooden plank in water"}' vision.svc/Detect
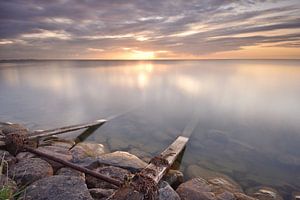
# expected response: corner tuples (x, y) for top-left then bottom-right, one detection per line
(28, 119), (106, 139)
(146, 136), (189, 183)
(108, 136), (189, 200)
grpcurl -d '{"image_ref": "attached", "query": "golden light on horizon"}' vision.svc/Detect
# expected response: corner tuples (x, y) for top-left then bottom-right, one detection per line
(129, 50), (155, 60)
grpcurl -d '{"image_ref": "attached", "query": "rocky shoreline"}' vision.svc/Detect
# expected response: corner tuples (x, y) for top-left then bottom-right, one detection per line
(0, 124), (296, 200)
(0, 140), (289, 200)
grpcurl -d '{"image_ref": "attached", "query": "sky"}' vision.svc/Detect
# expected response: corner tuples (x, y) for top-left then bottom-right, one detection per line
(0, 0), (300, 59)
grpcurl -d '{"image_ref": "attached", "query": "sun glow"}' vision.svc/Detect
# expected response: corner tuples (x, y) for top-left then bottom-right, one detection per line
(129, 50), (155, 60)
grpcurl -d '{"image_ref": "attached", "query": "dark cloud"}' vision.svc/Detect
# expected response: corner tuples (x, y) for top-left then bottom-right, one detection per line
(0, 0), (299, 58)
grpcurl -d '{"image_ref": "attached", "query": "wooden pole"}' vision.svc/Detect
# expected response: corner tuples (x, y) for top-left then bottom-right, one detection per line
(24, 146), (122, 187)
(28, 119), (107, 139)
(108, 136), (189, 200)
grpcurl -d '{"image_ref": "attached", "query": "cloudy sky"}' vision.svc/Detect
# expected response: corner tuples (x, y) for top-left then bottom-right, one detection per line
(0, 0), (300, 59)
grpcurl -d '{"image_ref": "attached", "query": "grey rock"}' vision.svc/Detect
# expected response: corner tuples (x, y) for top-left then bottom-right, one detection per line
(21, 175), (93, 200)
(89, 188), (115, 199)
(56, 167), (85, 180)
(159, 181), (180, 200)
(36, 145), (73, 171)
(86, 166), (130, 189)
(9, 158), (53, 187)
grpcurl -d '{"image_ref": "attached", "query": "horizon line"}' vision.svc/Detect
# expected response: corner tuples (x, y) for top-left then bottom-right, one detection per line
(1, 58), (300, 62)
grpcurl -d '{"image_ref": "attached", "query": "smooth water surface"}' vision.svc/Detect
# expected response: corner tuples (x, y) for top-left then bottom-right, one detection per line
(0, 60), (299, 197)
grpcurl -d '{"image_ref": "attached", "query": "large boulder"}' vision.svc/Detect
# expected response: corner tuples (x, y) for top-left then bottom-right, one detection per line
(8, 158), (53, 187)
(97, 151), (147, 172)
(21, 175), (93, 200)
(159, 181), (181, 200)
(86, 166), (131, 189)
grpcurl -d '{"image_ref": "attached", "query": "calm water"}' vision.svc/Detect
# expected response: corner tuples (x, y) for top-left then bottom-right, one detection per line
(0, 60), (299, 197)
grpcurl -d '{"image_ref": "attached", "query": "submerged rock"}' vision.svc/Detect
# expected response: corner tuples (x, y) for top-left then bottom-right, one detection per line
(186, 164), (220, 179)
(176, 175), (253, 200)
(86, 166), (130, 189)
(246, 187), (283, 200)
(97, 151), (147, 171)
(22, 175), (93, 200)
(159, 181), (181, 200)
(176, 178), (216, 200)
(71, 142), (107, 162)
(8, 158), (53, 187)
(208, 176), (243, 194)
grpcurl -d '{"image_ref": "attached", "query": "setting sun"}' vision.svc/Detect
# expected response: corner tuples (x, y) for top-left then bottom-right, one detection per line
(129, 50), (155, 60)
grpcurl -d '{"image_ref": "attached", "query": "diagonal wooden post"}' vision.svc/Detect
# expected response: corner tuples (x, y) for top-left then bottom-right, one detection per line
(108, 136), (189, 200)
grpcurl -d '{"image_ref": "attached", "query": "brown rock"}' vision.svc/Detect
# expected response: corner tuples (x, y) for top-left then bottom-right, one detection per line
(9, 158), (53, 187)
(234, 193), (257, 200)
(176, 178), (216, 200)
(97, 151), (147, 171)
(71, 142), (107, 162)
(216, 191), (235, 200)
(208, 177), (243, 194)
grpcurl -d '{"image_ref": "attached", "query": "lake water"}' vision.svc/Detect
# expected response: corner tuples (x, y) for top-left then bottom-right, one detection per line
(0, 60), (299, 198)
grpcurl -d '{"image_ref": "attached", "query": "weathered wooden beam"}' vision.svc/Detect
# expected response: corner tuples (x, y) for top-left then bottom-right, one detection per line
(24, 146), (123, 187)
(108, 136), (189, 200)
(28, 119), (107, 139)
